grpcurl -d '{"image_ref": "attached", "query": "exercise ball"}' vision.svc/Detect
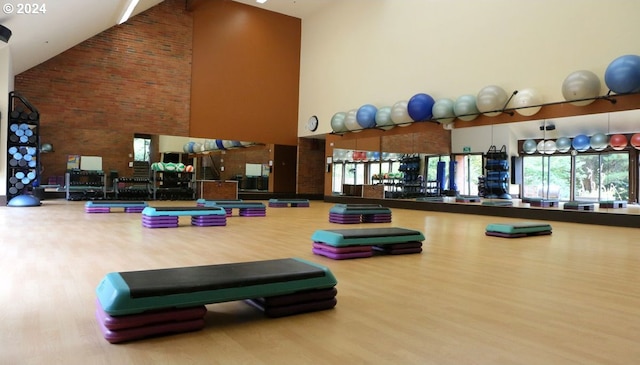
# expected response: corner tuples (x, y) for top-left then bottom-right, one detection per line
(40, 143), (53, 153)
(561, 70), (601, 106)
(556, 137), (572, 153)
(522, 139), (537, 154)
(604, 54), (640, 94)
(331, 112), (348, 133)
(407, 93), (435, 122)
(537, 140), (556, 154)
(513, 88), (543, 116)
(183, 142), (193, 153)
(476, 85), (508, 116)
(356, 104), (378, 129)
(375, 106), (395, 130)
(590, 133), (608, 151)
(344, 109), (361, 132)
(453, 95), (479, 121)
(431, 98), (456, 125)
(572, 134), (590, 152)
(630, 133), (640, 149)
(609, 134), (628, 150)
(544, 140), (557, 154)
(390, 100), (412, 127)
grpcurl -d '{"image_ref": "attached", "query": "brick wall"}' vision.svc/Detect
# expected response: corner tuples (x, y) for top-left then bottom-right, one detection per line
(297, 137), (325, 194)
(14, 0), (192, 184)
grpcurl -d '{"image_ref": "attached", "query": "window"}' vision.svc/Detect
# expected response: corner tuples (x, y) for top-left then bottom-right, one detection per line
(522, 155), (571, 200)
(133, 135), (151, 162)
(574, 152), (629, 201)
(454, 154), (483, 195)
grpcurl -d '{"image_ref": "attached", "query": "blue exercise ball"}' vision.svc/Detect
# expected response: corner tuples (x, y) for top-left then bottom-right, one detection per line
(604, 54), (640, 94)
(522, 139), (537, 154)
(432, 98), (456, 125)
(556, 137), (572, 153)
(356, 104), (378, 129)
(331, 112), (348, 133)
(375, 106), (394, 130)
(590, 133), (608, 151)
(407, 93), (435, 122)
(453, 95), (479, 121)
(562, 70), (601, 106)
(476, 85), (508, 116)
(572, 134), (590, 152)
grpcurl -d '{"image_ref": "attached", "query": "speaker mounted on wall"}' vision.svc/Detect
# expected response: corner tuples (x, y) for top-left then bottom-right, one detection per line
(0, 24), (12, 43)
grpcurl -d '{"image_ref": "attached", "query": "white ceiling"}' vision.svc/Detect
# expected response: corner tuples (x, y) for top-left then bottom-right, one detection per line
(0, 0), (330, 75)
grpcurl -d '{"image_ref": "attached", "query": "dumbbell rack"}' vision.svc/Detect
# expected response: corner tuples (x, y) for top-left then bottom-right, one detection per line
(6, 92), (40, 203)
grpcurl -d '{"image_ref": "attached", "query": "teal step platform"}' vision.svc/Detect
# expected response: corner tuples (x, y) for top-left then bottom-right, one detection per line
(141, 206), (226, 216)
(96, 258), (337, 316)
(485, 222), (552, 238)
(312, 227), (424, 247)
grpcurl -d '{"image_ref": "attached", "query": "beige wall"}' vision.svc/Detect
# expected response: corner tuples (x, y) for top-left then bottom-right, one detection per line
(298, 0), (640, 137)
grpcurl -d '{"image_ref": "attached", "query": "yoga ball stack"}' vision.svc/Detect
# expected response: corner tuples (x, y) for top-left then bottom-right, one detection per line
(6, 92), (41, 206)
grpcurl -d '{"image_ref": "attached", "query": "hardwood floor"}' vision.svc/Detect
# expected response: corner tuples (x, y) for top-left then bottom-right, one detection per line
(1, 199), (639, 364)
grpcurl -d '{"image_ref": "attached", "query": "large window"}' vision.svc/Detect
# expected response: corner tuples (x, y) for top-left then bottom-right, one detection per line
(521, 151), (629, 201)
(522, 155), (571, 200)
(574, 152), (629, 201)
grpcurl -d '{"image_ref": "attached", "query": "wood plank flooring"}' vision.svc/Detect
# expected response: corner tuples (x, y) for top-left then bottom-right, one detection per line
(0, 199), (639, 364)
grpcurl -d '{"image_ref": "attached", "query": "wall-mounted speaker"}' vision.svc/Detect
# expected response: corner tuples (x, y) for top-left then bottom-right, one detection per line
(0, 24), (12, 43)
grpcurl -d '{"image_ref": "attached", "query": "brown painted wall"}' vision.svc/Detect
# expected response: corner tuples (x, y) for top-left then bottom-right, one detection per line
(190, 0), (301, 146)
(14, 0), (192, 184)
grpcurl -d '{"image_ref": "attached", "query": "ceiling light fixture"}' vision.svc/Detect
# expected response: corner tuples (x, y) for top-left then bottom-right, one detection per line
(256, 0), (268, 4)
(118, 0), (140, 24)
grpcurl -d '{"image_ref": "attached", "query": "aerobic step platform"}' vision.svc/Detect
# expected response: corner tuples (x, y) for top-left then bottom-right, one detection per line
(311, 227), (424, 259)
(268, 199), (310, 207)
(95, 258), (338, 343)
(199, 202), (266, 217)
(485, 222), (552, 238)
(85, 201), (148, 213)
(141, 206), (227, 228)
(96, 258), (337, 316)
(328, 204), (392, 224)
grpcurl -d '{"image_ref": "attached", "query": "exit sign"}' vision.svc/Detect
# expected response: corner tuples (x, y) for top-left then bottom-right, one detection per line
(463, 146), (471, 153)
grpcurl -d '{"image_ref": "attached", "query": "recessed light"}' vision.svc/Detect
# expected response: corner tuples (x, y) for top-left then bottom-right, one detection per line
(256, 0), (267, 3)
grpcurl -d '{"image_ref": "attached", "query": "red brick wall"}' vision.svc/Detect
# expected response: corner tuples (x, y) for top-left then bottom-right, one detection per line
(14, 0), (192, 184)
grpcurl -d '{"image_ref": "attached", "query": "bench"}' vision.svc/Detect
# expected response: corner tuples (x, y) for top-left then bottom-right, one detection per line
(95, 258), (338, 343)
(328, 204), (392, 224)
(85, 201), (148, 213)
(311, 227), (424, 259)
(141, 206), (227, 228)
(485, 222), (552, 238)
(415, 196), (444, 203)
(268, 199), (310, 207)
